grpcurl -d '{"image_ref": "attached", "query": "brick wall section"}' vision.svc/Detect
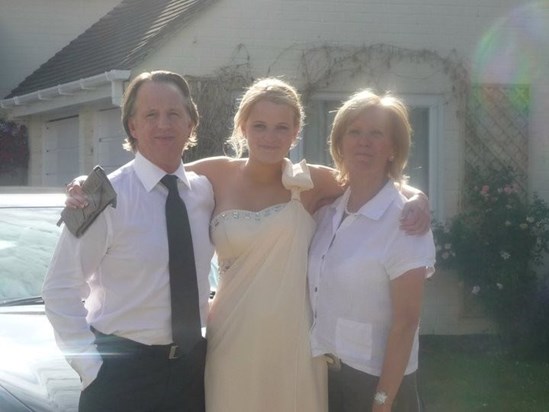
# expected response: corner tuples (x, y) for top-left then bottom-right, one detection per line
(146, 0), (528, 74)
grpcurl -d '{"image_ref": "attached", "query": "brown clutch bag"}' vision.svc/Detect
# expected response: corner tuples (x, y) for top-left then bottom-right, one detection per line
(57, 166), (117, 238)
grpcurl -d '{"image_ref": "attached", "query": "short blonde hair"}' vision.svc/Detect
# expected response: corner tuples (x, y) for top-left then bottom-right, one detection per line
(227, 78), (305, 157)
(122, 71), (199, 153)
(329, 89), (412, 185)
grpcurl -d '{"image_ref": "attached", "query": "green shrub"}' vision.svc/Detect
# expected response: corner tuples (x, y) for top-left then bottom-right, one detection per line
(433, 165), (549, 356)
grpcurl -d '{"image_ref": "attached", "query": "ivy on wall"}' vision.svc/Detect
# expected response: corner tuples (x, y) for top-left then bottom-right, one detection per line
(297, 44), (470, 103)
(185, 64), (252, 161)
(184, 43), (471, 162)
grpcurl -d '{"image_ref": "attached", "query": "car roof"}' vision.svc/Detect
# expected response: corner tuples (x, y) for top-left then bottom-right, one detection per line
(0, 187), (66, 208)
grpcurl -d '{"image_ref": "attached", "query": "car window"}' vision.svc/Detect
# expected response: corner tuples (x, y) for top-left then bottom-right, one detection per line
(0, 207), (62, 302)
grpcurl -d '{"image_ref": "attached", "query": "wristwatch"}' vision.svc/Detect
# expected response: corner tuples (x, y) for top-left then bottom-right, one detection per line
(374, 390), (388, 405)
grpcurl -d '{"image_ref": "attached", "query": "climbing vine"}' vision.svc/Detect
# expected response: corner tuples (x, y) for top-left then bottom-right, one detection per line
(185, 42), (471, 161)
(297, 44), (470, 104)
(184, 63), (253, 161)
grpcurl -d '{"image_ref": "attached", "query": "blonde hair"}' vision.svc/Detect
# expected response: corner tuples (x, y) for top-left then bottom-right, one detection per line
(329, 89), (412, 185)
(121, 71), (199, 153)
(227, 78), (305, 157)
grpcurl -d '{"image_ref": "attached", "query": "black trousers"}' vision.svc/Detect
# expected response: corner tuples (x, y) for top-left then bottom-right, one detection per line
(328, 362), (421, 412)
(79, 331), (207, 412)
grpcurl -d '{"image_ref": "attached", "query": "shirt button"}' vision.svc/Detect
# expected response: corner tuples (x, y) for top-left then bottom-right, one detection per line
(314, 287), (318, 292)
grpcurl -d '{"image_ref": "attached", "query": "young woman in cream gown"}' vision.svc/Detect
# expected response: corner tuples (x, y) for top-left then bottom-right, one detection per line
(188, 79), (335, 411)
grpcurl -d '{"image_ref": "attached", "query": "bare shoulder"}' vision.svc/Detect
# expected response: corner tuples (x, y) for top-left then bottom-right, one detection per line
(186, 156), (231, 172)
(186, 156), (241, 180)
(307, 163), (342, 196)
(307, 163), (335, 182)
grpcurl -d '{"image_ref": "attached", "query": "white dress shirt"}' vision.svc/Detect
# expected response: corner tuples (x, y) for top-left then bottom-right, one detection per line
(42, 152), (215, 388)
(308, 181), (435, 376)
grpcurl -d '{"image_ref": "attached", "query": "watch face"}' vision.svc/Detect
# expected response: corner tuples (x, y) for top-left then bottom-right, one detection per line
(374, 391), (388, 405)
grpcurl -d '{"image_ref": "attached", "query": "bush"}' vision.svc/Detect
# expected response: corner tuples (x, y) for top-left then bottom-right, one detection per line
(0, 119), (29, 176)
(433, 165), (549, 356)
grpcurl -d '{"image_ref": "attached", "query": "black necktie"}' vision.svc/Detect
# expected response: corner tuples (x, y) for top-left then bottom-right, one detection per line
(161, 174), (202, 353)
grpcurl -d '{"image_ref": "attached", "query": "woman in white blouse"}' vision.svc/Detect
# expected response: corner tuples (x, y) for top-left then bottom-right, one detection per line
(308, 89), (436, 412)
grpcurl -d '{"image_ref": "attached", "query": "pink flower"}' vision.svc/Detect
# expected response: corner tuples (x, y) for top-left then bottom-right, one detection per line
(503, 185), (514, 194)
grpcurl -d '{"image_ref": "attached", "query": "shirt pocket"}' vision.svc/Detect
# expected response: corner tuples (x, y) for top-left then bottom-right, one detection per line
(335, 318), (373, 360)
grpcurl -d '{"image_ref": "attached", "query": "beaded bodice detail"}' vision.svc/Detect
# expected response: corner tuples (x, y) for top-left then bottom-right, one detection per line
(211, 204), (287, 277)
(211, 204), (286, 229)
(209, 159), (313, 282)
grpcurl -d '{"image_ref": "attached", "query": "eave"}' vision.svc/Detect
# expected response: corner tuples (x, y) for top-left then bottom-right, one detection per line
(0, 70), (131, 118)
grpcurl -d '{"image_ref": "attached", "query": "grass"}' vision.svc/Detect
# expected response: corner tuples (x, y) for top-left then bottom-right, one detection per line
(418, 335), (549, 412)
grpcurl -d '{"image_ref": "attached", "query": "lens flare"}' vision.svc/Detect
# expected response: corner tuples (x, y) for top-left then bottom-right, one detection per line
(472, 2), (549, 85)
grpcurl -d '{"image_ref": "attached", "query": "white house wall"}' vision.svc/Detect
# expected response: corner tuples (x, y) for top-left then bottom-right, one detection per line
(93, 108), (133, 173)
(143, 0), (537, 75)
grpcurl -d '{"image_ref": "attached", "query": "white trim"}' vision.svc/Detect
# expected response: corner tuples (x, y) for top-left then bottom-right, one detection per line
(404, 94), (445, 221)
(0, 70), (131, 117)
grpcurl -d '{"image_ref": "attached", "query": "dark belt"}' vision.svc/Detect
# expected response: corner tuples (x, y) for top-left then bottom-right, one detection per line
(91, 327), (182, 360)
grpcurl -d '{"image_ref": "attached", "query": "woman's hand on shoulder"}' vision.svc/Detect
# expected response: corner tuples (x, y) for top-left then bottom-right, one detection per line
(400, 190), (431, 235)
(65, 176), (89, 208)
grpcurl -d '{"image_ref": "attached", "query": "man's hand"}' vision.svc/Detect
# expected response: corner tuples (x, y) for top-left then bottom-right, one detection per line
(65, 176), (89, 208)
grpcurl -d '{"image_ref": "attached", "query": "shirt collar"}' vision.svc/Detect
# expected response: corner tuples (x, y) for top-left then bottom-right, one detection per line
(134, 151), (190, 192)
(329, 180), (398, 221)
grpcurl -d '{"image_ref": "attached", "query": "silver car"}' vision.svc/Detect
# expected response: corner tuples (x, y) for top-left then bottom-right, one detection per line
(0, 188), (80, 411)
